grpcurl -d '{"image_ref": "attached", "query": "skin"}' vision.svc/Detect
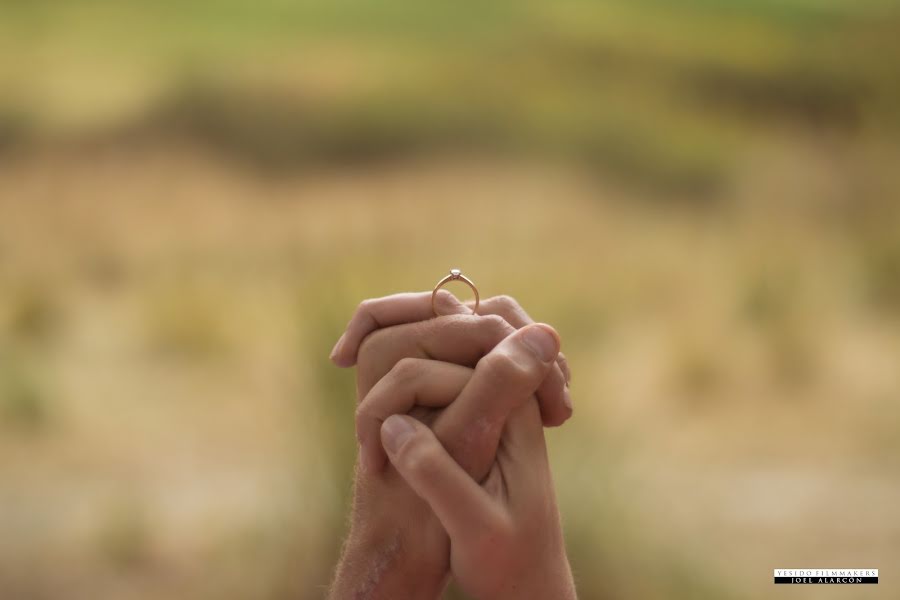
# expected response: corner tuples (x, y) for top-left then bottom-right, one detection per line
(328, 292), (576, 599)
(330, 291), (572, 426)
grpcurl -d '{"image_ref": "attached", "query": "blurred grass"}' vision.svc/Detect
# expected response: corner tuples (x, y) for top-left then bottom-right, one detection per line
(2, 0), (899, 195)
(0, 356), (49, 432)
(1, 1), (899, 599)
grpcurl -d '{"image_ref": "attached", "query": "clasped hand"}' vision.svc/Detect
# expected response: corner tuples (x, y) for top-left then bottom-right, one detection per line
(328, 291), (577, 600)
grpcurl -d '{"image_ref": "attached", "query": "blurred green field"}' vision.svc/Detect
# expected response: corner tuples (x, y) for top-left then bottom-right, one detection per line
(3, 0), (900, 193)
(1, 1), (900, 599)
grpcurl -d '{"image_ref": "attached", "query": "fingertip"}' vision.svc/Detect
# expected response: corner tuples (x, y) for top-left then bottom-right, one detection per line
(557, 351), (572, 384)
(533, 323), (561, 348)
(331, 353), (356, 368)
(330, 353), (355, 368)
(538, 366), (573, 428)
(520, 323), (561, 363)
(541, 406), (572, 428)
(542, 414), (562, 427)
(434, 289), (468, 316)
(329, 332), (351, 366)
(381, 414), (418, 455)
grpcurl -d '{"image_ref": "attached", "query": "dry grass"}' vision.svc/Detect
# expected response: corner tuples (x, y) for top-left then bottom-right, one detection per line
(0, 137), (898, 598)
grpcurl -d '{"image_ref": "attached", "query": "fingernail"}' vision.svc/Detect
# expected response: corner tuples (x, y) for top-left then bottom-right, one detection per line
(329, 333), (346, 362)
(521, 325), (558, 362)
(381, 415), (415, 455)
(564, 387), (573, 411)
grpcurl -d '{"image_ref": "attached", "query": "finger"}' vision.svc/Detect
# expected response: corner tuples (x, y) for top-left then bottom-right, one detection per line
(357, 358), (472, 472)
(556, 352), (571, 385)
(381, 415), (503, 543)
(330, 291), (470, 367)
(435, 323), (560, 482)
(469, 295), (573, 426)
(497, 399), (551, 500)
(468, 295), (571, 383)
(355, 313), (569, 430)
(355, 313), (516, 399)
(532, 354), (571, 428)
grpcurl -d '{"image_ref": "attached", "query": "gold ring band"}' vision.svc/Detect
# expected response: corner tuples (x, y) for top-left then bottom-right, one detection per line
(432, 269), (479, 316)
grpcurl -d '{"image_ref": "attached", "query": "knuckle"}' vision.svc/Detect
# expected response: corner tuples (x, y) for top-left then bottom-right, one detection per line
(391, 357), (421, 382)
(357, 326), (389, 364)
(557, 351), (571, 374)
(354, 403), (371, 434)
(401, 436), (440, 478)
(481, 313), (514, 336)
(479, 351), (532, 385)
(438, 312), (474, 329)
(427, 313), (475, 342)
(434, 288), (460, 307)
(492, 294), (520, 312)
(356, 298), (375, 314)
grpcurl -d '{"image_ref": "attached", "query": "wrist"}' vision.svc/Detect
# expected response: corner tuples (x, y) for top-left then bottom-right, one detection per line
(331, 508), (448, 599)
(493, 551), (576, 600)
(496, 570), (576, 600)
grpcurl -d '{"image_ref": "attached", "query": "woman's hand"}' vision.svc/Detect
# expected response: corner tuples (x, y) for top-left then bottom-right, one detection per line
(328, 292), (574, 599)
(381, 381), (576, 600)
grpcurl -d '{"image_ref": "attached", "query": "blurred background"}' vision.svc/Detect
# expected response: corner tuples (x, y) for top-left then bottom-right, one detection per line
(1, 1), (899, 598)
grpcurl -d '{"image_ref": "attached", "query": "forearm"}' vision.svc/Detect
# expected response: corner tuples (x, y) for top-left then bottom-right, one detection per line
(329, 491), (449, 600)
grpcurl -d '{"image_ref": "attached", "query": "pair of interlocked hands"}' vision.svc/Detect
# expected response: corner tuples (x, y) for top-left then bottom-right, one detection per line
(328, 291), (577, 600)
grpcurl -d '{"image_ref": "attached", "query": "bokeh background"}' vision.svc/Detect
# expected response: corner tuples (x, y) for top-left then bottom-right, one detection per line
(1, 1), (899, 598)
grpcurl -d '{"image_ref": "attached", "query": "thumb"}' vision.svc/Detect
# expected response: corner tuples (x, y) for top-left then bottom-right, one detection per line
(381, 415), (500, 541)
(435, 323), (560, 481)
